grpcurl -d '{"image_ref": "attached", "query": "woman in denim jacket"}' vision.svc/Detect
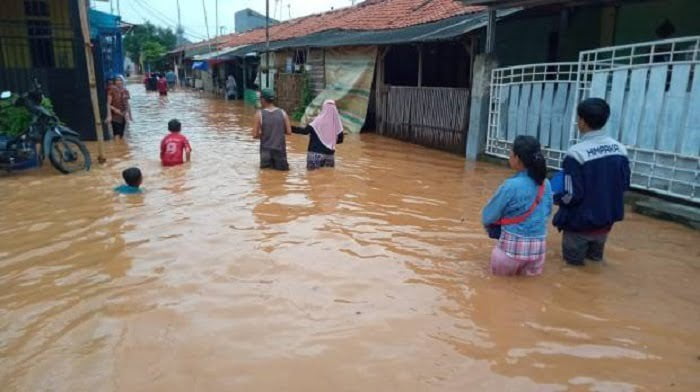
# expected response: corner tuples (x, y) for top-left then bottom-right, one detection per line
(482, 135), (553, 276)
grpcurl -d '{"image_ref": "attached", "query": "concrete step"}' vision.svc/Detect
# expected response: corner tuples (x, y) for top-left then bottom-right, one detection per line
(633, 198), (700, 230)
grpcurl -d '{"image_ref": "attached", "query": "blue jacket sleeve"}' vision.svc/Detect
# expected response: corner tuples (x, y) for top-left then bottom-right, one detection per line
(482, 182), (511, 226)
(555, 156), (585, 207)
(622, 157), (631, 191)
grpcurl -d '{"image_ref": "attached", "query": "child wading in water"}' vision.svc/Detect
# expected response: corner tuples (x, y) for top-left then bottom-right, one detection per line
(114, 167), (143, 194)
(482, 135), (553, 276)
(160, 119), (192, 166)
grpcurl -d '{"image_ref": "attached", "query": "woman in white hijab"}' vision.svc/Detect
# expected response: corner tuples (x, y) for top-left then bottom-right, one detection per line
(293, 100), (344, 170)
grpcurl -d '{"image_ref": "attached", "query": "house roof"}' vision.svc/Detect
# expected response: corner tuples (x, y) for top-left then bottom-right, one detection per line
(216, 8), (518, 59)
(459, 0), (624, 8)
(178, 0), (485, 55)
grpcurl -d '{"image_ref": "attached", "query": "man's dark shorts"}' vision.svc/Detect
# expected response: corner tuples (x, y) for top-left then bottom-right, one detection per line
(562, 231), (608, 265)
(260, 148), (289, 171)
(112, 121), (125, 138)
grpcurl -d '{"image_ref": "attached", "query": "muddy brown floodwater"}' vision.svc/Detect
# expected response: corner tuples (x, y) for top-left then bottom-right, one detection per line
(1, 84), (699, 392)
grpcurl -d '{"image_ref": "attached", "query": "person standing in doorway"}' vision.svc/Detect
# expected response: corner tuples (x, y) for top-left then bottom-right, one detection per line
(226, 75), (237, 100)
(106, 76), (132, 140)
(553, 98), (631, 266)
(252, 89), (291, 171)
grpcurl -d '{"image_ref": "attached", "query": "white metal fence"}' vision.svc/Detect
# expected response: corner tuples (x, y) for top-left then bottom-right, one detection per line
(486, 36), (700, 203)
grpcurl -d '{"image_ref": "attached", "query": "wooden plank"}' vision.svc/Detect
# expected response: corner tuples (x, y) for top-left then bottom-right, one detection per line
(657, 64), (690, 152)
(680, 64), (700, 156)
(506, 84), (520, 141)
(621, 68), (647, 146)
(527, 83), (543, 139)
(589, 71), (609, 99)
(497, 85), (510, 139)
(549, 83), (569, 150)
(540, 83), (555, 148)
(606, 69), (628, 139)
(638, 65), (667, 149)
(516, 84), (532, 136)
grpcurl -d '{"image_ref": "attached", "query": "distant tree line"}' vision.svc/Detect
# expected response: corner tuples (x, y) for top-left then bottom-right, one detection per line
(124, 22), (176, 74)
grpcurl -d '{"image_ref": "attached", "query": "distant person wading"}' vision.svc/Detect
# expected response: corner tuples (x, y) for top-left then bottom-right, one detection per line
(252, 89), (292, 171)
(106, 77), (132, 140)
(293, 100), (344, 170)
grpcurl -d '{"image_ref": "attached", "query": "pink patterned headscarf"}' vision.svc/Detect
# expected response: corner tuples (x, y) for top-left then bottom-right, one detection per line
(309, 100), (343, 150)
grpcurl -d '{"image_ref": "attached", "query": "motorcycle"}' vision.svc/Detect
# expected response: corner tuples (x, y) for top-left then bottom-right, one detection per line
(0, 80), (91, 174)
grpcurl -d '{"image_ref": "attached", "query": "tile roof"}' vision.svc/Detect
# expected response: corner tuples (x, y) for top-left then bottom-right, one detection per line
(179, 0), (484, 52)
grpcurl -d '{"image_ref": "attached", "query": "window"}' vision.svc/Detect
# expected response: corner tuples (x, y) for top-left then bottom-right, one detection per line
(24, 0), (50, 17)
(24, 0), (55, 68)
(26, 20), (54, 67)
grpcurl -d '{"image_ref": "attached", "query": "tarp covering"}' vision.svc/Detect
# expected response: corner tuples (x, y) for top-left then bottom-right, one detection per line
(192, 61), (209, 70)
(301, 46), (377, 134)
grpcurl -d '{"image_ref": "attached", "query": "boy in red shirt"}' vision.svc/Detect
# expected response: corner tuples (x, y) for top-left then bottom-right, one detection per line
(160, 119), (192, 166)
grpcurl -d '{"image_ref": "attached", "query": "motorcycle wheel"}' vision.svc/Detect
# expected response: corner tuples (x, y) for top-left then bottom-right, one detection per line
(49, 135), (91, 174)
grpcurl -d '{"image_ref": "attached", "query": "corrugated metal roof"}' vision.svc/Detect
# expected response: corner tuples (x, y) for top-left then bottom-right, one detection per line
(214, 8), (517, 59)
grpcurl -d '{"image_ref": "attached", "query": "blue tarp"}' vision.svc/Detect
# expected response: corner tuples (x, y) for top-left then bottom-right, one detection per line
(192, 61), (209, 71)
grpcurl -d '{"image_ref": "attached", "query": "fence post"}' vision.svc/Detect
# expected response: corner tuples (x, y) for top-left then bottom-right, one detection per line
(466, 54), (498, 160)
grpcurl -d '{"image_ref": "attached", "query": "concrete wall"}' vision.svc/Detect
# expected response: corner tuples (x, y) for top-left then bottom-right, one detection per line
(235, 9), (278, 33)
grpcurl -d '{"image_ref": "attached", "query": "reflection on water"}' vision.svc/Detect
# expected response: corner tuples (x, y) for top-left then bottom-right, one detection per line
(1, 85), (699, 391)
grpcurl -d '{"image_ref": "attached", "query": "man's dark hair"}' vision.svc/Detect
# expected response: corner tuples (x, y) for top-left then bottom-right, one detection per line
(122, 167), (142, 187)
(168, 119), (181, 132)
(577, 98), (610, 130)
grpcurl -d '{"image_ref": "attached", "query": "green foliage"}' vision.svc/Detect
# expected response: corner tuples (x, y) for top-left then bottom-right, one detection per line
(292, 73), (315, 122)
(0, 96), (55, 137)
(123, 22), (176, 72)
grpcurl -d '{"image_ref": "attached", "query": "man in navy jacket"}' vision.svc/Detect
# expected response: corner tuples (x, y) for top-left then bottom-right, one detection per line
(553, 98), (631, 265)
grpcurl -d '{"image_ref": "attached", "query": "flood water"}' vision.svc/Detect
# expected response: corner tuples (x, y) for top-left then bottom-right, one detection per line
(1, 84), (699, 391)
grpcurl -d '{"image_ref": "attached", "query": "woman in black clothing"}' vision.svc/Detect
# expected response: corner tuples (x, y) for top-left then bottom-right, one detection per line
(293, 100), (344, 170)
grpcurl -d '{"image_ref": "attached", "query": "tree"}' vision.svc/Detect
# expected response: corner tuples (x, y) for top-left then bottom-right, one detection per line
(124, 22), (177, 73)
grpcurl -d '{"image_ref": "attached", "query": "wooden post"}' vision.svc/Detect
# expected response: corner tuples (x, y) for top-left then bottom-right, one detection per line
(77, 0), (106, 163)
(485, 9), (496, 54)
(417, 45), (423, 87)
(375, 47), (386, 133)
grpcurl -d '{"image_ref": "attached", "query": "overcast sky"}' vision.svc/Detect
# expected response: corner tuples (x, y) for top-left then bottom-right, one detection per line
(93, 0), (364, 42)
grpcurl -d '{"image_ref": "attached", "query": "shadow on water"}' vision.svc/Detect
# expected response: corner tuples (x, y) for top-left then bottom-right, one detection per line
(0, 83), (698, 391)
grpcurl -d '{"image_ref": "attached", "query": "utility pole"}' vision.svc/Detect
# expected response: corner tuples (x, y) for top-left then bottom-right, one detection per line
(202, 0), (211, 41)
(117, 0), (121, 16)
(266, 0), (270, 88)
(215, 0), (219, 39)
(77, 0), (106, 163)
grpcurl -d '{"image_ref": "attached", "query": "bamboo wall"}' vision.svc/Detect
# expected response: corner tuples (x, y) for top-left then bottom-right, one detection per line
(378, 86), (470, 154)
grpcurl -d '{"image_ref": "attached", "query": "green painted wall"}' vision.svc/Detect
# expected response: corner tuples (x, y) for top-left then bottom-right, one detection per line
(614, 0), (700, 45)
(490, 0), (700, 67)
(494, 15), (556, 66)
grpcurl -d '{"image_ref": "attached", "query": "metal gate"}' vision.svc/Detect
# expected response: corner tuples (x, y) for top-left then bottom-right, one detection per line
(486, 36), (700, 203)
